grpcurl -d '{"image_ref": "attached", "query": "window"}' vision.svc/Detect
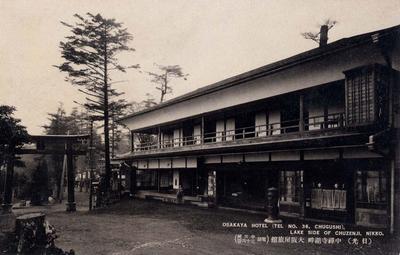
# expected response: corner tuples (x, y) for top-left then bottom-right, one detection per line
(344, 64), (389, 126)
(159, 171), (173, 188)
(311, 188), (346, 211)
(162, 132), (174, 148)
(136, 170), (157, 188)
(356, 170), (387, 206)
(346, 67), (375, 125)
(235, 112), (255, 139)
(280, 170), (302, 203)
(204, 120), (216, 143)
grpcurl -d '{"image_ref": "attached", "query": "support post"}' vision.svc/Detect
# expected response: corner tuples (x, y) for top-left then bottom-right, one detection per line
(195, 167), (199, 196)
(89, 120), (94, 211)
(201, 116), (205, 144)
(299, 169), (305, 218)
(130, 166), (136, 195)
(58, 153), (67, 203)
(118, 167), (122, 199)
(323, 104), (329, 129)
(158, 127), (161, 149)
(299, 95), (305, 132)
(392, 129), (400, 235)
(157, 170), (160, 193)
(2, 144), (15, 214)
(66, 142), (76, 212)
(131, 131), (134, 152)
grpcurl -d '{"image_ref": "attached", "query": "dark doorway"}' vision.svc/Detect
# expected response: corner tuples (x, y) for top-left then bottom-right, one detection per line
(196, 158), (208, 196)
(304, 162), (354, 223)
(182, 124), (193, 145)
(204, 120), (216, 143)
(180, 170), (196, 196)
(235, 112), (255, 139)
(281, 95), (300, 133)
(216, 165), (278, 210)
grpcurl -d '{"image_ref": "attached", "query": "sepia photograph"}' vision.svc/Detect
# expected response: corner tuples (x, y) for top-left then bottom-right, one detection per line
(0, 0), (400, 254)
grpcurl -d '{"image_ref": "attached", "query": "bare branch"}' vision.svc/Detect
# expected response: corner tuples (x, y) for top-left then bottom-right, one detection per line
(301, 19), (338, 45)
(146, 63), (189, 103)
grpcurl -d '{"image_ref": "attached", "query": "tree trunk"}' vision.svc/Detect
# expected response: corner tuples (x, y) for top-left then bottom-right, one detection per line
(111, 115), (115, 158)
(103, 29), (111, 194)
(160, 91), (165, 103)
(15, 213), (46, 253)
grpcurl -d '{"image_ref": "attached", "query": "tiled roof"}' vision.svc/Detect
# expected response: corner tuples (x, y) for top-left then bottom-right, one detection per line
(119, 24), (400, 121)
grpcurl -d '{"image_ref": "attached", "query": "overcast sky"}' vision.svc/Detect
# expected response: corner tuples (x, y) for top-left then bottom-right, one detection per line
(1, 0), (399, 134)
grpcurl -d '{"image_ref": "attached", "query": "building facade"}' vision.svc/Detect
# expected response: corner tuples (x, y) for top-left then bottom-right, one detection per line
(117, 25), (400, 233)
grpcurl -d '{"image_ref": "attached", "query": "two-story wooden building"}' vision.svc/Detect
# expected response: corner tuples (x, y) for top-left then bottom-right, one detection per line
(117, 25), (400, 232)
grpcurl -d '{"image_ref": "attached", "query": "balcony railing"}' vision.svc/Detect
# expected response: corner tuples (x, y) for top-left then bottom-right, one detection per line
(133, 112), (345, 152)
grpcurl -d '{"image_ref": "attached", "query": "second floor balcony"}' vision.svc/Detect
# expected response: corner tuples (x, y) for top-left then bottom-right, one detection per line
(125, 63), (391, 157)
(131, 112), (347, 154)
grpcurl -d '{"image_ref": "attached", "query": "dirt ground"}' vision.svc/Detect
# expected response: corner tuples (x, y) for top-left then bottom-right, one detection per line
(7, 191), (400, 255)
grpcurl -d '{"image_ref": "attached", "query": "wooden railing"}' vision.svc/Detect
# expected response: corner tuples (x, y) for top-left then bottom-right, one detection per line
(133, 112), (345, 152)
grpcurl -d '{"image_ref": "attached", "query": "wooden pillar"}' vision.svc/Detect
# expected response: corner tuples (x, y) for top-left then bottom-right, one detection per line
(299, 95), (305, 132)
(131, 131), (134, 152)
(157, 170), (160, 192)
(118, 167), (122, 199)
(2, 145), (15, 213)
(158, 127), (161, 149)
(89, 120), (94, 211)
(195, 164), (199, 196)
(130, 166), (136, 194)
(213, 171), (218, 206)
(299, 169), (306, 218)
(223, 173), (226, 197)
(323, 104), (329, 129)
(392, 130), (400, 235)
(201, 116), (205, 144)
(66, 143), (76, 212)
(299, 151), (306, 218)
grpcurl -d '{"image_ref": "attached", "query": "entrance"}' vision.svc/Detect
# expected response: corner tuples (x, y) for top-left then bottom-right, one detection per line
(180, 170), (196, 196)
(304, 163), (354, 223)
(216, 165), (278, 210)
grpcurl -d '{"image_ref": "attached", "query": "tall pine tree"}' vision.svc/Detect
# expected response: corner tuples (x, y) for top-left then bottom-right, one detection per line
(55, 13), (137, 193)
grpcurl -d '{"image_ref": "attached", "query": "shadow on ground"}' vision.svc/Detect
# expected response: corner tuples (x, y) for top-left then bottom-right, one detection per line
(4, 193), (400, 255)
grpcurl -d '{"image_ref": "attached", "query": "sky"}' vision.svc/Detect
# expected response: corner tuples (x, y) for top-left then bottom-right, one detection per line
(0, 0), (399, 134)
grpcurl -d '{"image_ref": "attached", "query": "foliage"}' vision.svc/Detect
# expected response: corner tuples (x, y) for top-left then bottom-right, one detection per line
(55, 13), (137, 191)
(0, 105), (28, 202)
(147, 64), (188, 103)
(42, 104), (68, 135)
(42, 104), (74, 200)
(13, 171), (30, 199)
(0, 105), (29, 164)
(122, 94), (160, 150)
(301, 19), (338, 44)
(115, 94), (158, 156)
(42, 104), (103, 199)
(30, 157), (49, 205)
(127, 94), (157, 114)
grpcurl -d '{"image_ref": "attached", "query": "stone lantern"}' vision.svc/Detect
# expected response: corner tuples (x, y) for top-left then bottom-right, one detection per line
(264, 187), (282, 223)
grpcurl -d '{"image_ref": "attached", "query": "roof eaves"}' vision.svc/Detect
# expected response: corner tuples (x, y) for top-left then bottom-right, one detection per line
(118, 24), (400, 122)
